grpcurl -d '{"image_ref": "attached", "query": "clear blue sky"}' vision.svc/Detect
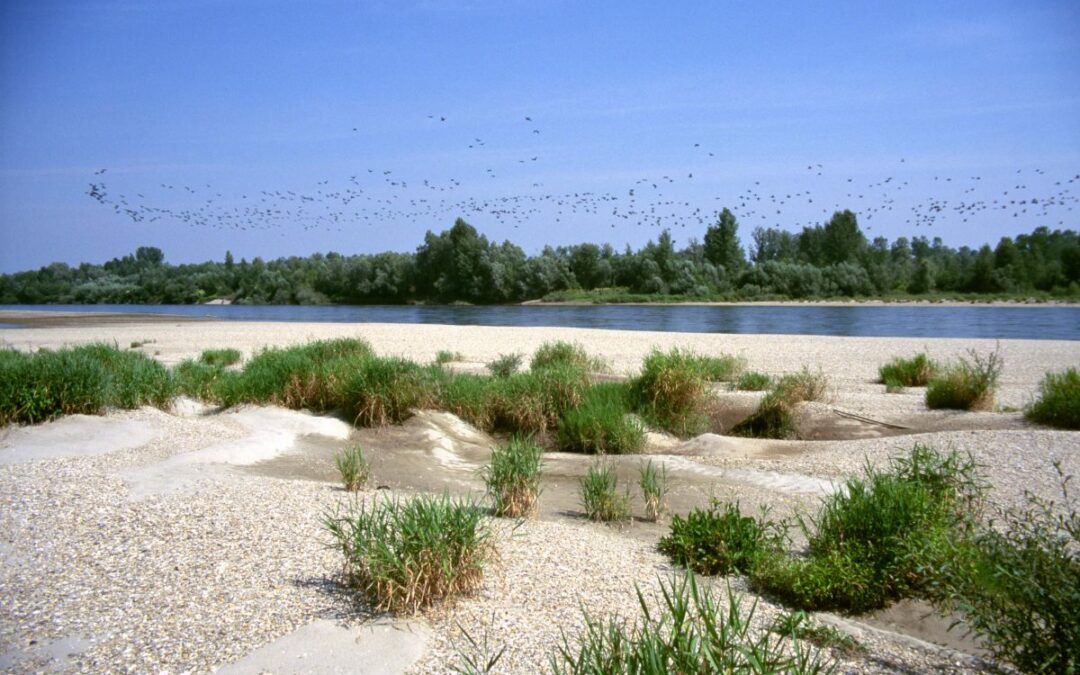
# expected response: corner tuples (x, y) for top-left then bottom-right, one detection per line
(1, 0), (1078, 272)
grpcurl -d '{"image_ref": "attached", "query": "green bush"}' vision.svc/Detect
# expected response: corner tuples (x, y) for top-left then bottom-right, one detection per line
(556, 383), (644, 454)
(925, 348), (1003, 411)
(629, 348), (712, 437)
(579, 460), (631, 523)
(878, 353), (938, 388)
(335, 444), (371, 491)
(0, 344), (173, 426)
(638, 459), (668, 522)
(659, 501), (784, 576)
(926, 463), (1079, 674)
(1026, 367), (1080, 429)
(487, 353), (523, 378)
(549, 574), (833, 674)
(323, 493), (492, 614)
(530, 341), (605, 373)
(199, 348), (242, 367)
(736, 371), (774, 391)
(483, 436), (543, 518)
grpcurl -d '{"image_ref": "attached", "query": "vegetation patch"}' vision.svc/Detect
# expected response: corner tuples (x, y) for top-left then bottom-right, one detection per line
(435, 350), (464, 364)
(731, 392), (797, 439)
(530, 340), (606, 373)
(556, 382), (644, 454)
(323, 493), (492, 614)
(638, 459), (669, 522)
(659, 501), (784, 576)
(925, 348), (1003, 411)
(878, 353), (937, 388)
(173, 359), (233, 402)
(199, 348), (242, 367)
(769, 611), (864, 657)
(628, 348), (712, 437)
(1025, 367), (1080, 429)
(735, 371), (774, 391)
(483, 436), (543, 518)
(692, 353), (747, 382)
(341, 358), (441, 427)
(486, 353), (523, 378)
(549, 574), (834, 674)
(579, 460), (631, 523)
(335, 443), (370, 491)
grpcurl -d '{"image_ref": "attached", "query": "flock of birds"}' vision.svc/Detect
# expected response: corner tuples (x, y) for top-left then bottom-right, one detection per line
(85, 115), (1078, 244)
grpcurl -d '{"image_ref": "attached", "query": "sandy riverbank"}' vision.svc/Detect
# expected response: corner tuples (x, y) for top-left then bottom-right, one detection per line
(1, 317), (1078, 673)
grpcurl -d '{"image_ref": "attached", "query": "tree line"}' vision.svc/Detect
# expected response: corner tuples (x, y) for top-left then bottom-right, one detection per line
(2, 209), (1078, 305)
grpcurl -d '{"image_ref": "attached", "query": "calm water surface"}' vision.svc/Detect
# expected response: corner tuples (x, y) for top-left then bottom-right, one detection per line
(2, 304), (1078, 340)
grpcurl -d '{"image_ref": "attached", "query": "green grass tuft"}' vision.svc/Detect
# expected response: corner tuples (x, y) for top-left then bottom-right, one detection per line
(736, 371), (774, 391)
(483, 436), (543, 518)
(487, 353), (523, 378)
(1025, 367), (1080, 429)
(335, 443), (371, 491)
(342, 358), (440, 427)
(925, 348), (1003, 411)
(530, 340), (607, 373)
(579, 460), (631, 523)
(323, 493), (492, 614)
(556, 383), (644, 454)
(628, 348), (712, 437)
(435, 350), (464, 364)
(638, 459), (669, 522)
(199, 348), (242, 367)
(878, 353), (938, 387)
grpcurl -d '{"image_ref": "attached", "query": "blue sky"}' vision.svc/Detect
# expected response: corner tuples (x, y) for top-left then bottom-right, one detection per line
(1, 0), (1078, 272)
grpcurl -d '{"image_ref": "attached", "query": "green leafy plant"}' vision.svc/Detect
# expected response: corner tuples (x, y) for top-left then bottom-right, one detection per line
(579, 460), (631, 523)
(323, 493), (492, 614)
(335, 443), (371, 491)
(556, 383), (644, 454)
(638, 459), (669, 522)
(925, 347), (1003, 411)
(483, 436), (543, 518)
(1026, 367), (1080, 429)
(659, 501), (784, 576)
(549, 574), (834, 674)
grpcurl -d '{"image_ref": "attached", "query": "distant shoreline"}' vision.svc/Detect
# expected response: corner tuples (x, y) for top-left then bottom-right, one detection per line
(520, 298), (1080, 308)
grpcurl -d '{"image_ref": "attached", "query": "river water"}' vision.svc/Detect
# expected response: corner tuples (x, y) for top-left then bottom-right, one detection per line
(2, 303), (1078, 340)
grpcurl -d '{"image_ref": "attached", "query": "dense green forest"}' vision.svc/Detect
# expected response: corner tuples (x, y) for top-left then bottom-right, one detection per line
(2, 210), (1079, 304)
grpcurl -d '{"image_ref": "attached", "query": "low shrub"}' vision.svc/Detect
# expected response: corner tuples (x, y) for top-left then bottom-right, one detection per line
(878, 353), (938, 388)
(925, 347), (1003, 411)
(736, 371), (774, 391)
(556, 383), (644, 454)
(659, 501), (784, 576)
(579, 460), (631, 523)
(1026, 367), (1080, 430)
(483, 436), (543, 518)
(199, 348), (242, 367)
(530, 340), (605, 373)
(638, 459), (668, 522)
(629, 348), (712, 437)
(549, 574), (833, 674)
(926, 462), (1079, 675)
(335, 444), (371, 491)
(487, 353), (523, 378)
(323, 493), (492, 614)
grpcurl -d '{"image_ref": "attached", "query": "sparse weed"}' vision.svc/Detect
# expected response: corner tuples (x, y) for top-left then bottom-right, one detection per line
(335, 443), (371, 491)
(774, 367), (829, 405)
(638, 459), (668, 522)
(769, 611), (864, 657)
(926, 347), (1003, 411)
(1026, 367), (1080, 429)
(579, 460), (631, 523)
(483, 436), (543, 518)
(323, 493), (492, 614)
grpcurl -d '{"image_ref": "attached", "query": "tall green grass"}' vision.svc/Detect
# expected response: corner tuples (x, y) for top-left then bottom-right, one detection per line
(0, 344), (173, 426)
(556, 383), (644, 454)
(199, 348), (242, 367)
(530, 340), (606, 373)
(173, 359), (235, 402)
(579, 460), (631, 523)
(323, 493), (492, 614)
(483, 436), (544, 518)
(628, 348), (712, 437)
(925, 348), (1003, 411)
(335, 443), (371, 491)
(341, 358), (441, 427)
(1025, 367), (1080, 429)
(878, 353), (938, 390)
(638, 459), (669, 522)
(731, 368), (828, 439)
(549, 574), (834, 674)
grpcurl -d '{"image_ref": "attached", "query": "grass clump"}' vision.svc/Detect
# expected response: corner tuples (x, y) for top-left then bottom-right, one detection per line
(579, 460), (631, 523)
(549, 574), (834, 674)
(199, 348), (242, 367)
(925, 347), (1003, 411)
(483, 436), (543, 518)
(342, 358), (440, 427)
(487, 353), (523, 378)
(173, 359), (234, 402)
(439, 374), (496, 430)
(323, 493), (492, 614)
(736, 371), (774, 391)
(752, 445), (983, 613)
(1026, 367), (1080, 429)
(773, 367), (829, 404)
(731, 368), (828, 439)
(435, 350), (464, 364)
(693, 353), (747, 382)
(628, 348), (712, 437)
(926, 462), (1079, 675)
(488, 364), (588, 437)
(659, 501), (784, 576)
(0, 344), (173, 426)
(638, 460), (668, 522)
(878, 353), (938, 388)
(556, 383), (644, 454)
(530, 340), (606, 373)
(335, 444), (371, 491)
